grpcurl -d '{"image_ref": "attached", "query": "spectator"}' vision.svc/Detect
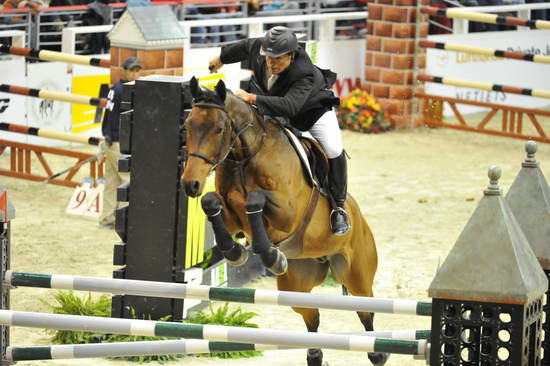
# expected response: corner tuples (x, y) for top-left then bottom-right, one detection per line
(262, 0), (305, 31)
(80, 0), (112, 54)
(428, 0), (453, 34)
(98, 56), (141, 229)
(2, 0), (44, 47)
(126, 0), (151, 7)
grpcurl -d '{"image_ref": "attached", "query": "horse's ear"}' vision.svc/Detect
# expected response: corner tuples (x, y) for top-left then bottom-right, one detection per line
(215, 80), (227, 102)
(190, 76), (201, 99)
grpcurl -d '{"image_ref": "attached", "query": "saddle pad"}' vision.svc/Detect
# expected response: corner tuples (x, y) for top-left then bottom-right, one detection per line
(283, 128), (318, 189)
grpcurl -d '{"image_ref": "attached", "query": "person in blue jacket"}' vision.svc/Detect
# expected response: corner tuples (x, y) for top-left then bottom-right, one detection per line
(98, 56), (141, 228)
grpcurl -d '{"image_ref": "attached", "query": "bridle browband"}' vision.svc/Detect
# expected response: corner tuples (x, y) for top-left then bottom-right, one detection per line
(187, 100), (260, 174)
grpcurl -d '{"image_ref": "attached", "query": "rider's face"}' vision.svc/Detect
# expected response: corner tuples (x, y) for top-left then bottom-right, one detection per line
(265, 53), (293, 75)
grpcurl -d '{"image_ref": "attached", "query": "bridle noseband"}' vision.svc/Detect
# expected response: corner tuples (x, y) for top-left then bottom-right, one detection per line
(187, 101), (254, 174)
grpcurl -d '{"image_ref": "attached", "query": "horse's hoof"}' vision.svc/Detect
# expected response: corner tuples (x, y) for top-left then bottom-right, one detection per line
(226, 243), (249, 266)
(368, 352), (390, 366)
(267, 250), (288, 276)
(307, 348), (323, 366)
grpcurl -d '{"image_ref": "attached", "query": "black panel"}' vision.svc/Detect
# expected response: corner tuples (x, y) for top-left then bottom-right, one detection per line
(116, 181), (130, 202)
(112, 242), (126, 266)
(119, 110), (133, 155)
(121, 78), (185, 320)
(114, 206), (128, 243)
(118, 156), (131, 173)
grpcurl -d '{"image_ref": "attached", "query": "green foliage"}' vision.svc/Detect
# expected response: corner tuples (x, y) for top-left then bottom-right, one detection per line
(41, 292), (182, 363)
(199, 248), (214, 269)
(185, 303), (263, 359)
(40, 293), (263, 362)
(40, 291), (111, 344)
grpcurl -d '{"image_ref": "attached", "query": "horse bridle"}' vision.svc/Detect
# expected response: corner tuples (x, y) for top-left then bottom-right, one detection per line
(186, 101), (253, 174)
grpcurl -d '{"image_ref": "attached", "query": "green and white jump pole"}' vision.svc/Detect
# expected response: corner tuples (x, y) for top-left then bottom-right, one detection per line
(7, 330), (431, 361)
(5, 271), (432, 316)
(0, 310), (429, 357)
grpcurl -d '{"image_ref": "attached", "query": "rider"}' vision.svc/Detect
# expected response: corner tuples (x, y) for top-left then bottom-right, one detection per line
(208, 26), (350, 236)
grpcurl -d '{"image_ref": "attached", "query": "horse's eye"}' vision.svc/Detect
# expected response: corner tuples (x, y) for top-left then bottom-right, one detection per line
(216, 127), (224, 134)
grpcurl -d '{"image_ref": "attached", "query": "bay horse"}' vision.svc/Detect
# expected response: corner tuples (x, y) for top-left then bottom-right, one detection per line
(181, 77), (389, 366)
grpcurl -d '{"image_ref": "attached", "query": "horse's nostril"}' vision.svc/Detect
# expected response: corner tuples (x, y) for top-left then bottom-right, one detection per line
(184, 180), (201, 197)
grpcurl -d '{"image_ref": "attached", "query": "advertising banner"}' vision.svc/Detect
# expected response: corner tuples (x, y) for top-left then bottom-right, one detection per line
(26, 62), (71, 146)
(426, 30), (550, 115)
(316, 39), (365, 98)
(71, 64), (110, 135)
(0, 59), (27, 143)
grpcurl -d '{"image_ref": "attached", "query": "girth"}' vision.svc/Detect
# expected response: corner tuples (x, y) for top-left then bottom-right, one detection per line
(276, 187), (320, 258)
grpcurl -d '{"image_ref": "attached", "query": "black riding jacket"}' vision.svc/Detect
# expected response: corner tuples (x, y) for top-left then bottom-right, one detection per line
(220, 38), (339, 131)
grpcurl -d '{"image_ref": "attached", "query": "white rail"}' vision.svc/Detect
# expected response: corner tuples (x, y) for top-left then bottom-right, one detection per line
(450, 3), (550, 34)
(0, 30), (25, 48)
(59, 11), (368, 57)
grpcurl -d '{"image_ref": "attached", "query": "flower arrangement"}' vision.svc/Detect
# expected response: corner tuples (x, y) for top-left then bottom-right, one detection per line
(337, 89), (393, 134)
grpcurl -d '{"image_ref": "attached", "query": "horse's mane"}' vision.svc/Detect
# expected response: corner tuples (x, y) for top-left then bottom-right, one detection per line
(195, 86), (264, 125)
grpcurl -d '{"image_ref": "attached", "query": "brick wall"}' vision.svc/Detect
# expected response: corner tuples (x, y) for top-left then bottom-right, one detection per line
(365, 0), (429, 129)
(109, 47), (184, 84)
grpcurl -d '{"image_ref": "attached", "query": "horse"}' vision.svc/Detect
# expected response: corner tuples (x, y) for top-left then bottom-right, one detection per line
(181, 76), (389, 366)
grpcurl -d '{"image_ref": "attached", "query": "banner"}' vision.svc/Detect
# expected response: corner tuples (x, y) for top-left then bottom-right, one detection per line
(427, 30), (550, 115)
(71, 65), (110, 135)
(0, 59), (27, 143)
(26, 62), (71, 146)
(316, 39), (365, 97)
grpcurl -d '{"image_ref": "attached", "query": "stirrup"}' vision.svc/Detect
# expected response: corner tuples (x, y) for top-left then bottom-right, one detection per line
(330, 207), (351, 236)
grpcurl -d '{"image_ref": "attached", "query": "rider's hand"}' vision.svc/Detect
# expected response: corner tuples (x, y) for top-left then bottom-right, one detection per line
(208, 56), (224, 74)
(234, 89), (256, 104)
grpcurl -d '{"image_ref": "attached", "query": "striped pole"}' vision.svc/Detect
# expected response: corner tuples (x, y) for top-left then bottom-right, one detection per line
(417, 74), (550, 99)
(419, 40), (550, 65)
(0, 43), (110, 68)
(0, 122), (102, 146)
(420, 6), (550, 30)
(6, 330), (432, 361)
(6, 340), (293, 361)
(0, 310), (429, 356)
(0, 84), (108, 108)
(5, 271), (432, 316)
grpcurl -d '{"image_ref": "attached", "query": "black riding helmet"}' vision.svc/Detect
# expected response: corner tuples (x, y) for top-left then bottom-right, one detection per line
(260, 26), (298, 58)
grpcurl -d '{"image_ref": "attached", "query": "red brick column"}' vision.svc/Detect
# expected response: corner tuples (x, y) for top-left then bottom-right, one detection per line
(365, 0), (429, 129)
(109, 47), (184, 84)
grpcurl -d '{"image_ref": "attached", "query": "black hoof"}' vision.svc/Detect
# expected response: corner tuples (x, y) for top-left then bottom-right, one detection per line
(307, 348), (323, 366)
(266, 249), (288, 275)
(226, 243), (249, 266)
(368, 352), (390, 366)
(201, 192), (222, 217)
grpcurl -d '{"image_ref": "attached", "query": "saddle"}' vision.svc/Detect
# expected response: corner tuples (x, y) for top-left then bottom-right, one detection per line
(271, 125), (333, 258)
(284, 128), (330, 195)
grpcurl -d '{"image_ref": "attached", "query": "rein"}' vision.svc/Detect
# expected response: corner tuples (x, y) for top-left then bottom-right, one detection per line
(187, 101), (264, 176)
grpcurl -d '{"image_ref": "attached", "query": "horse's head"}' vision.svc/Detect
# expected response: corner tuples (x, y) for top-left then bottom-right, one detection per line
(181, 76), (232, 197)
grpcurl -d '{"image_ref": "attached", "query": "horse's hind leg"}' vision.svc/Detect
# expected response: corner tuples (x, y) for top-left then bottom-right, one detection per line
(201, 192), (248, 265)
(277, 258), (329, 366)
(331, 258), (389, 366)
(245, 190), (287, 275)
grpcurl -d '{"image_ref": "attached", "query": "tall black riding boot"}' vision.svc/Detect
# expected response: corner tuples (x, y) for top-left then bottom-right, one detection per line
(328, 151), (351, 235)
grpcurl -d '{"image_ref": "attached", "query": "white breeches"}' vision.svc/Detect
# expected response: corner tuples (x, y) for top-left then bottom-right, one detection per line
(308, 109), (344, 159)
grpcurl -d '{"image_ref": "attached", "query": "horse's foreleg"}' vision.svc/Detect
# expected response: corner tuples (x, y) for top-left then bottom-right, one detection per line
(245, 190), (288, 275)
(201, 192), (248, 266)
(277, 259), (330, 366)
